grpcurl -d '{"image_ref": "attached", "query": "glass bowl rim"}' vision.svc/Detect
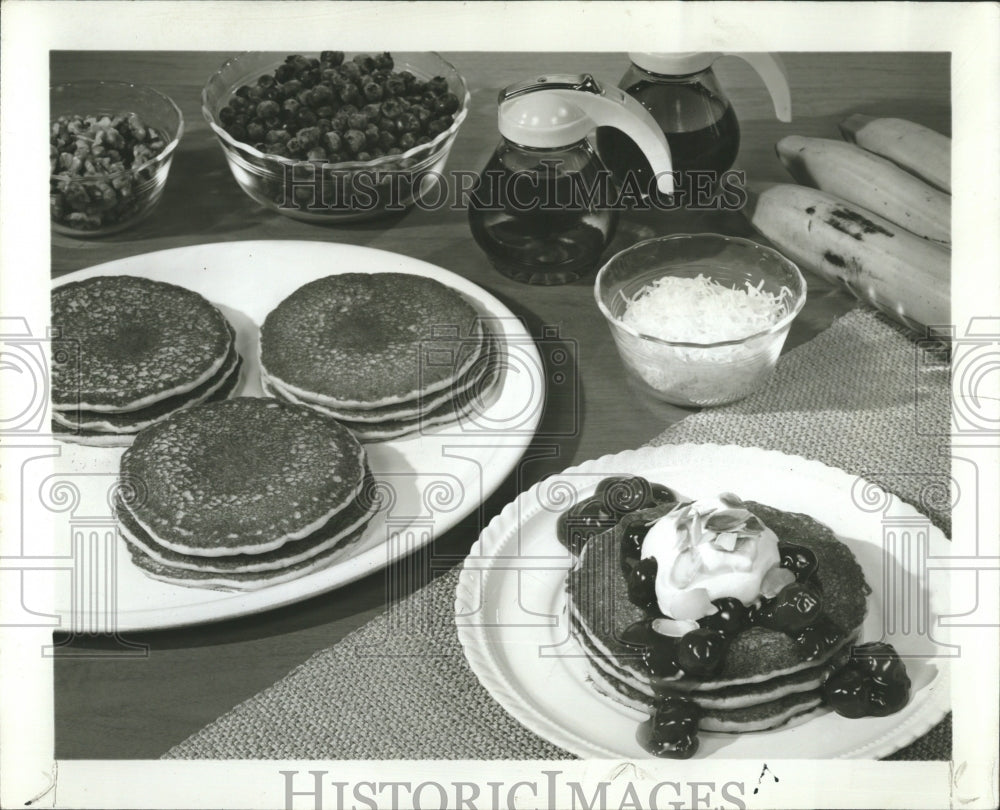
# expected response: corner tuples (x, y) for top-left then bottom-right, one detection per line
(594, 232), (808, 350)
(200, 50), (471, 173)
(50, 80), (185, 182)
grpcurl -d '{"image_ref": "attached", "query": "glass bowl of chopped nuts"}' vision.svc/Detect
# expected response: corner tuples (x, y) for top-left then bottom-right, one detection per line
(595, 234), (807, 408)
(201, 51), (469, 223)
(50, 81), (184, 237)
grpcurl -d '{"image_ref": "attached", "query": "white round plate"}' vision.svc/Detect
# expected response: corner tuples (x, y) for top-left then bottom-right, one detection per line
(456, 444), (951, 759)
(46, 240), (543, 631)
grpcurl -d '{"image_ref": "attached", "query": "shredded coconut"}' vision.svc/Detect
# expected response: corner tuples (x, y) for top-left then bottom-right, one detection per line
(621, 274), (790, 343)
(612, 274), (795, 406)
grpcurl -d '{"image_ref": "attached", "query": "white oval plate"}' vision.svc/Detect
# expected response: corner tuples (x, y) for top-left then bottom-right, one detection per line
(47, 240), (543, 631)
(456, 444), (951, 759)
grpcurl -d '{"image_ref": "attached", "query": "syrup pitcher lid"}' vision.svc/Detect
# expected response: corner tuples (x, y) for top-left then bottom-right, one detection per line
(497, 74), (675, 193)
(628, 52), (792, 121)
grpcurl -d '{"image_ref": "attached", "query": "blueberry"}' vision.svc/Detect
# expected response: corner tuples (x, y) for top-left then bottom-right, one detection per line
(746, 598), (772, 626)
(308, 84), (335, 108)
(779, 542), (818, 581)
(296, 127), (321, 148)
(218, 106), (236, 126)
(380, 99), (404, 119)
(396, 111), (421, 134)
(255, 100), (281, 120)
(866, 680), (910, 716)
(757, 582), (822, 634)
(824, 642), (910, 718)
(626, 557), (658, 611)
(339, 84), (360, 105)
(620, 521), (651, 565)
(297, 108), (319, 127)
(850, 642), (910, 686)
(280, 79), (303, 99)
(595, 476), (651, 515)
(353, 54), (376, 73)
(324, 131), (343, 153)
(676, 628), (728, 678)
(320, 51), (345, 66)
(619, 619), (658, 649)
(823, 666), (871, 718)
(246, 121), (265, 142)
(698, 597), (749, 636)
(427, 75), (449, 96)
(793, 616), (843, 661)
(645, 698), (701, 759)
(641, 635), (680, 678)
(556, 496), (613, 554)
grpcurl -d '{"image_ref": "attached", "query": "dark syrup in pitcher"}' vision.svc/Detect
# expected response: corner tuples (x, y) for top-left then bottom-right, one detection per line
(597, 80), (741, 203)
(467, 149), (618, 285)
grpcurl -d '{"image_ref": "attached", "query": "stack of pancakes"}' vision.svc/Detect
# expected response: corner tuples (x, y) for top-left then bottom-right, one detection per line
(259, 273), (501, 442)
(51, 276), (242, 446)
(116, 397), (376, 591)
(567, 500), (870, 733)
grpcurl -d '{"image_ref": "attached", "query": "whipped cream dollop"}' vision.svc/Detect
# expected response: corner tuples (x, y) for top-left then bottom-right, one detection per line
(640, 493), (781, 620)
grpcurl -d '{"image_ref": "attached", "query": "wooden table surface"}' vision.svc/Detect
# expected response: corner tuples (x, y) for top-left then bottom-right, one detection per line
(51, 51), (949, 759)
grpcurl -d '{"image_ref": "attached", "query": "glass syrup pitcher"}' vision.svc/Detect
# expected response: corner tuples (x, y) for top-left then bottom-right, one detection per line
(467, 74), (673, 285)
(597, 52), (792, 200)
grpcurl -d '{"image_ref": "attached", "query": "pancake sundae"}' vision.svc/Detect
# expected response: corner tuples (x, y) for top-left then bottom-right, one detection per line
(562, 475), (911, 758)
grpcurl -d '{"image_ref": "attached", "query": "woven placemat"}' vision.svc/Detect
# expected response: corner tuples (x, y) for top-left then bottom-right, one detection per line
(165, 308), (952, 760)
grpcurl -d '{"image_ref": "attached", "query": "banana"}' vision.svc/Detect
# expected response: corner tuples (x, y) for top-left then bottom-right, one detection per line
(776, 135), (950, 245)
(744, 184), (950, 335)
(839, 115), (951, 193)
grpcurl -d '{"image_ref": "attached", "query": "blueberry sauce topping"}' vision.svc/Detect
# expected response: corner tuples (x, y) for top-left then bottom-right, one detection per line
(823, 641), (911, 718)
(563, 476), (912, 758)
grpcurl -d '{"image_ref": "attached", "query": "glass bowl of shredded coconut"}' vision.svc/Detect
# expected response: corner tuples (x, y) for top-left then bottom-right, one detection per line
(594, 234), (806, 407)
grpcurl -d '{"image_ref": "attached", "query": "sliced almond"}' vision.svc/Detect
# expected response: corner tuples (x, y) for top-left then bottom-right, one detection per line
(713, 531), (739, 551)
(705, 508), (751, 532)
(652, 616), (700, 637)
(718, 492), (745, 508)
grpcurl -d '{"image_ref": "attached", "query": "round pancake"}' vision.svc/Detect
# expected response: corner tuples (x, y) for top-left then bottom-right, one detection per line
(118, 397), (367, 556)
(126, 520), (371, 592)
(115, 469), (377, 573)
(52, 275), (234, 411)
(263, 376), (488, 442)
(51, 421), (134, 447)
(260, 332), (503, 442)
(53, 343), (242, 434)
(567, 499), (870, 690)
(263, 330), (502, 423)
(259, 273), (484, 408)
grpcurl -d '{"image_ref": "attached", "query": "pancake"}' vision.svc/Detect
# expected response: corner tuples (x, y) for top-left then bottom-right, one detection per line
(260, 330), (504, 442)
(52, 275), (234, 412)
(566, 495), (871, 733)
(118, 397), (368, 556)
(584, 655), (828, 733)
(51, 421), (134, 447)
(116, 469), (378, 574)
(126, 520), (371, 592)
(259, 272), (485, 408)
(263, 330), (503, 424)
(53, 343), (243, 434)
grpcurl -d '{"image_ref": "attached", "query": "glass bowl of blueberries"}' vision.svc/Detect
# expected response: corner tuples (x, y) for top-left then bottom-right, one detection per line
(201, 51), (470, 222)
(50, 81), (184, 237)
